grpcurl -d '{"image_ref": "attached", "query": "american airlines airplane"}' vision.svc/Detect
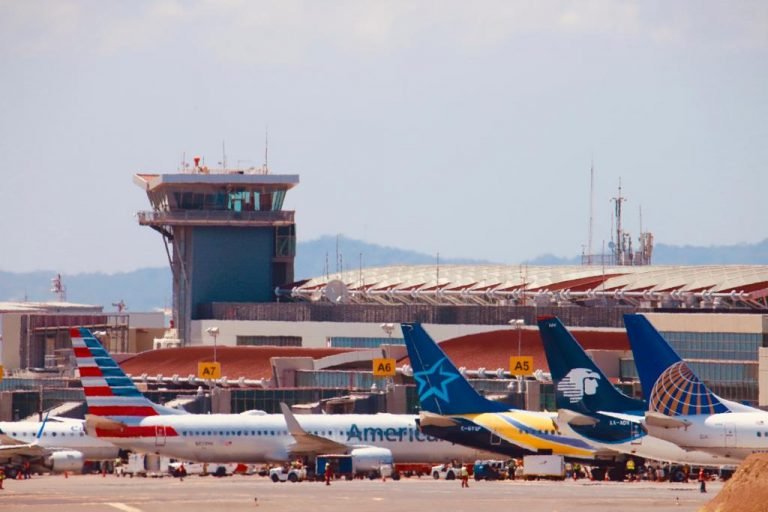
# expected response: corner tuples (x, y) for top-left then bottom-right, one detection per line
(0, 416), (119, 476)
(69, 327), (496, 470)
(537, 315), (739, 466)
(625, 314), (766, 461)
(400, 323), (595, 460)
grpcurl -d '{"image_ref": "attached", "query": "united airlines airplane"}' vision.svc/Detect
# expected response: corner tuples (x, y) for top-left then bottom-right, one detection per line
(0, 416), (119, 476)
(537, 315), (739, 466)
(70, 327), (496, 469)
(400, 323), (595, 460)
(625, 314), (766, 461)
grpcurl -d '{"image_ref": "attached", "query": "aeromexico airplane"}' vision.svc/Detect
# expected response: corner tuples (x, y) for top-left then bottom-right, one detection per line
(625, 314), (767, 461)
(69, 327), (496, 468)
(537, 315), (739, 466)
(0, 416), (119, 475)
(400, 323), (595, 460)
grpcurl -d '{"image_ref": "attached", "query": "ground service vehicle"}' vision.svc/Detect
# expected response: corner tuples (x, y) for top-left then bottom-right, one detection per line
(430, 464), (461, 480)
(316, 454), (394, 480)
(269, 466), (307, 482)
(473, 460), (507, 481)
(522, 455), (565, 480)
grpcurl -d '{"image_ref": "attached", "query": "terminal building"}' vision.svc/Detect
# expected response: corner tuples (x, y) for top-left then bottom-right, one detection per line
(1, 161), (768, 421)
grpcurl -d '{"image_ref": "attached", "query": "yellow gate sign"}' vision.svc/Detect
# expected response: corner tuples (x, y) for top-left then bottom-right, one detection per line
(373, 358), (396, 377)
(509, 356), (533, 376)
(198, 362), (221, 380)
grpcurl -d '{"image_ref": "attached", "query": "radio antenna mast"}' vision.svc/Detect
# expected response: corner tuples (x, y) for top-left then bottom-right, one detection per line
(587, 159), (595, 265)
(264, 126), (269, 173)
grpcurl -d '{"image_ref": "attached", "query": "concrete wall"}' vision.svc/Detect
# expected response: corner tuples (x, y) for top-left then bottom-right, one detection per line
(760, 347), (768, 407)
(0, 314), (22, 369)
(644, 312), (765, 334)
(190, 319), (511, 348)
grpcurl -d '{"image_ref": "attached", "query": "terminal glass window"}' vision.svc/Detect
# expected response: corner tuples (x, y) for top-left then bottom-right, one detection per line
(660, 331), (761, 361)
(236, 335), (301, 347)
(328, 337), (405, 348)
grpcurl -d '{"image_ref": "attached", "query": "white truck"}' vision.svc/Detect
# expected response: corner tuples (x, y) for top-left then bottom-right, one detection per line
(431, 463), (461, 480)
(522, 455), (565, 481)
(121, 453), (171, 478)
(269, 465), (307, 483)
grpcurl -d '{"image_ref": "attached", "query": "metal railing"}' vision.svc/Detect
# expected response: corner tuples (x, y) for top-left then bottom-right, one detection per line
(136, 209), (295, 226)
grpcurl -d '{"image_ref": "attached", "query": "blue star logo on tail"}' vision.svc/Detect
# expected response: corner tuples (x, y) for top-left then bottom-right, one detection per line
(413, 357), (460, 403)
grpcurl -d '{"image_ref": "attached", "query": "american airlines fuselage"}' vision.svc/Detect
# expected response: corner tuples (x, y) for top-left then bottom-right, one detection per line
(98, 413), (497, 463)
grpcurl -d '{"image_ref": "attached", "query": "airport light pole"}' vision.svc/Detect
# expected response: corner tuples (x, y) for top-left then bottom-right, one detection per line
(380, 323), (395, 391)
(206, 326), (220, 364)
(509, 319), (524, 356)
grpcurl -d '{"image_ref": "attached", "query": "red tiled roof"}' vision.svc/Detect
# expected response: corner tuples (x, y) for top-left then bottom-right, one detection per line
(120, 346), (357, 381)
(399, 329), (629, 373)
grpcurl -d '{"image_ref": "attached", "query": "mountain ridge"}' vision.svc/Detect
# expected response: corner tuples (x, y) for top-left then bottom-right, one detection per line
(2, 235), (766, 311)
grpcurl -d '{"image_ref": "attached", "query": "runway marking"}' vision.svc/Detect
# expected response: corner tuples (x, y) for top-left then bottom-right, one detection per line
(107, 503), (144, 512)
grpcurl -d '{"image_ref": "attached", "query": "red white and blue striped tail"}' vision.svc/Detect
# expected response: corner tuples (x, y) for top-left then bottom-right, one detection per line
(70, 327), (162, 425)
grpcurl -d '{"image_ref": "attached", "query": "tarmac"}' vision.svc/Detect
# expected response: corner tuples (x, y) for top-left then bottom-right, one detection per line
(0, 473), (721, 512)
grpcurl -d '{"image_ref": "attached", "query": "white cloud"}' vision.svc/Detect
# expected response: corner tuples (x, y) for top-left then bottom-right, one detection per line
(2, 1), (766, 65)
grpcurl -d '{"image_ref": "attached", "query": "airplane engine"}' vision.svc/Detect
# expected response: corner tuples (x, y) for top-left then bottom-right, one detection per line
(45, 450), (85, 473)
(349, 447), (394, 472)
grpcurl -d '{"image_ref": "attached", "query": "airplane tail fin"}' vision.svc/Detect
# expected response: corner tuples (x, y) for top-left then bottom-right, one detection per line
(623, 314), (729, 416)
(537, 316), (644, 414)
(69, 327), (185, 426)
(401, 323), (508, 415)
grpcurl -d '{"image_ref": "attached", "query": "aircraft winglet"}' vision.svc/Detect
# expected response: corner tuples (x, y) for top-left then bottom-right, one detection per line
(279, 402), (349, 455)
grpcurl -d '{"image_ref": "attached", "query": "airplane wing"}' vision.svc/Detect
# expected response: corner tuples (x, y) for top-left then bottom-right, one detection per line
(595, 411), (644, 423)
(279, 403), (350, 455)
(0, 442), (48, 458)
(644, 411), (691, 429)
(557, 409), (599, 427)
(85, 414), (128, 434)
(418, 411), (460, 428)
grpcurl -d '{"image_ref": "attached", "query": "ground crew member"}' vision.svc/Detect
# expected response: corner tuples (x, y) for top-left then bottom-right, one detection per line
(0, 468), (5, 489)
(460, 464), (469, 488)
(698, 468), (707, 493)
(626, 458), (636, 481)
(324, 462), (333, 486)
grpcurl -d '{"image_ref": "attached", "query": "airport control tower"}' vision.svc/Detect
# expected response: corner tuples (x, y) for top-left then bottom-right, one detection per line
(134, 158), (298, 345)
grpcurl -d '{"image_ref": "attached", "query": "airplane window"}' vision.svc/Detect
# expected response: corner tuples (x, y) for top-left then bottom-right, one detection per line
(270, 431), (275, 436)
(237, 431), (242, 436)
(759, 432), (762, 437)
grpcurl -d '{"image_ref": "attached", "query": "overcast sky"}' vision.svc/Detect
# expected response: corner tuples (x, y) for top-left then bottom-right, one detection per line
(1, 1), (766, 274)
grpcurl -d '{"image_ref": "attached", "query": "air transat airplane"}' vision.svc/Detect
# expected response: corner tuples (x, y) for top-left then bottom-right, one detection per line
(537, 315), (739, 466)
(70, 327), (496, 469)
(400, 323), (595, 460)
(0, 416), (119, 476)
(625, 314), (766, 461)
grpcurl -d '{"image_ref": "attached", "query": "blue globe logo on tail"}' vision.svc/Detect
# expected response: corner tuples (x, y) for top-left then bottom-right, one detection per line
(649, 361), (728, 416)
